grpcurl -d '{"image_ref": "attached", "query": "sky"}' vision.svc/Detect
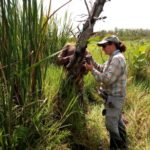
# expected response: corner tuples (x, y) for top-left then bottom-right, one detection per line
(43, 0), (150, 31)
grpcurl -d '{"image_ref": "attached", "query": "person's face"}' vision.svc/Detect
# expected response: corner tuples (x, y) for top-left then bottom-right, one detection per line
(101, 43), (115, 55)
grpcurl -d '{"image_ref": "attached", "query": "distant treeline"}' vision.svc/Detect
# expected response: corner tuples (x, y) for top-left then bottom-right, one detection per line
(95, 28), (150, 40)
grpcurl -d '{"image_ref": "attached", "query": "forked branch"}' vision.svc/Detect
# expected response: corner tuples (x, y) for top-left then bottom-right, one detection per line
(67, 0), (107, 70)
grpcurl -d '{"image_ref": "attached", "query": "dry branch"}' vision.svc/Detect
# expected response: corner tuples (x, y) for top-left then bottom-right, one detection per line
(67, 0), (107, 70)
(56, 1), (107, 147)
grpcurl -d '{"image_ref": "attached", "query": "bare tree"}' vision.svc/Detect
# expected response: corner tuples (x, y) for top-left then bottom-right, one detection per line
(56, 0), (108, 148)
(66, 0), (107, 101)
(67, 0), (107, 69)
(57, 0), (108, 113)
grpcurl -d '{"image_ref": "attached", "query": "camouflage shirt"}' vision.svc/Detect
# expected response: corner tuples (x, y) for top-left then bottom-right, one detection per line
(92, 50), (127, 97)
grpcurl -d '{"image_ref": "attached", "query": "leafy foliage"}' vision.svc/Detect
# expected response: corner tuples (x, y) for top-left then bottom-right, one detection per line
(127, 41), (150, 84)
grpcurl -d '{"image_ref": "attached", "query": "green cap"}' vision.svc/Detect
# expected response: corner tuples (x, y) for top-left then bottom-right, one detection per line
(97, 35), (120, 46)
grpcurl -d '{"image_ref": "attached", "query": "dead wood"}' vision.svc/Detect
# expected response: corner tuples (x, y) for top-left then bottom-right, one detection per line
(67, 0), (107, 72)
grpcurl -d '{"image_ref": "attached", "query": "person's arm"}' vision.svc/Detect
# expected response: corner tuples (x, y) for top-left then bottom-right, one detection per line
(91, 59), (105, 73)
(91, 57), (122, 85)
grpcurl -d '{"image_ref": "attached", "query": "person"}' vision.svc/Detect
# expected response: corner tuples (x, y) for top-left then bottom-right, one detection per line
(85, 35), (128, 149)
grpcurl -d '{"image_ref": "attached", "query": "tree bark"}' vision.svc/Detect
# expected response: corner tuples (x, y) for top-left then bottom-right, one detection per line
(67, 0), (107, 71)
(66, 0), (107, 106)
(56, 0), (107, 117)
(56, 0), (107, 149)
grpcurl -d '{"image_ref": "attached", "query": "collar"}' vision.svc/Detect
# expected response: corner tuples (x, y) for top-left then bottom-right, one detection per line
(108, 50), (120, 62)
(112, 49), (120, 56)
(110, 49), (120, 58)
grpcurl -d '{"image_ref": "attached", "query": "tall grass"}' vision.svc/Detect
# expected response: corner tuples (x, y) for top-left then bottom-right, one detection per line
(125, 82), (150, 149)
(0, 0), (72, 149)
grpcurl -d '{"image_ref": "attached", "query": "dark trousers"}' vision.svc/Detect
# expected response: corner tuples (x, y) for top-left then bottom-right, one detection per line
(109, 118), (128, 150)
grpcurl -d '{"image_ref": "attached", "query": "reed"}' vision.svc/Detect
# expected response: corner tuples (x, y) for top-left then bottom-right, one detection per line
(0, 0), (72, 149)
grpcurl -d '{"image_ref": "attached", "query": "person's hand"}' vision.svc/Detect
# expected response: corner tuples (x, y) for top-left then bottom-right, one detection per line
(84, 63), (93, 71)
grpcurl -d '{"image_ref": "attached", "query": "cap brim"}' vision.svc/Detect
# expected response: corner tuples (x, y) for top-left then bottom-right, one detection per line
(97, 40), (108, 46)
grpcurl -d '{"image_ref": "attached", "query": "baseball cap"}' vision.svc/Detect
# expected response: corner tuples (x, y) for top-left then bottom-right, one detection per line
(97, 35), (120, 46)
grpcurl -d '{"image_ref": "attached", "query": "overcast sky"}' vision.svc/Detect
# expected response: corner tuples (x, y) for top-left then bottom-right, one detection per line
(43, 0), (150, 31)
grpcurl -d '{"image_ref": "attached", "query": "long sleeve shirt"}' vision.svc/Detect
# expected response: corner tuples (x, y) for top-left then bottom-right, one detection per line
(91, 50), (127, 97)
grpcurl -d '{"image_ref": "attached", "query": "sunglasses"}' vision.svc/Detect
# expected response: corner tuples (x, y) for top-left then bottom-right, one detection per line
(102, 44), (109, 48)
(102, 42), (112, 48)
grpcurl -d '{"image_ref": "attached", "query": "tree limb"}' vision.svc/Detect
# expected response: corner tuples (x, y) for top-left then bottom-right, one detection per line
(67, 0), (107, 70)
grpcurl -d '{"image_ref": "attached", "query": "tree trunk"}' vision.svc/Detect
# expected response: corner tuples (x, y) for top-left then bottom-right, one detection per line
(67, 0), (107, 70)
(56, 0), (107, 149)
(66, 0), (107, 105)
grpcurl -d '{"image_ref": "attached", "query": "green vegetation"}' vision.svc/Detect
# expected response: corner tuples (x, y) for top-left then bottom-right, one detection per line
(0, 0), (150, 149)
(96, 28), (150, 41)
(0, 0), (72, 149)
